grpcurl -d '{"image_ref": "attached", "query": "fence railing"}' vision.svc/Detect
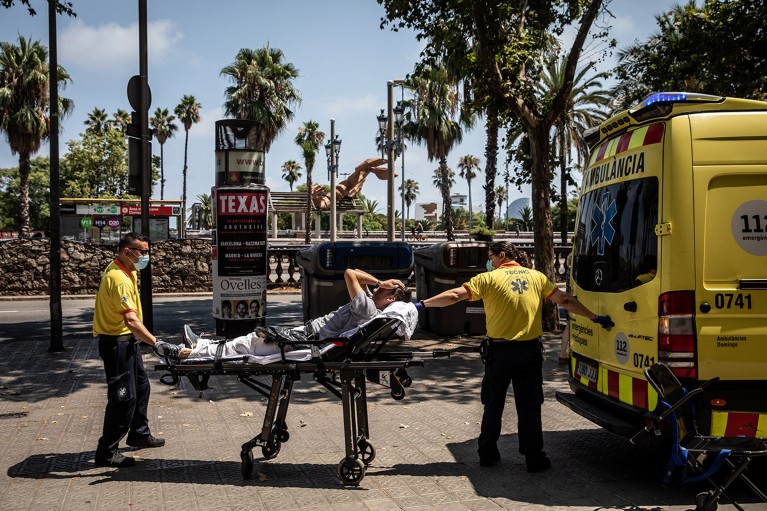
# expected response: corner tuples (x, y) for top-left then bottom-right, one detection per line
(265, 240), (572, 289)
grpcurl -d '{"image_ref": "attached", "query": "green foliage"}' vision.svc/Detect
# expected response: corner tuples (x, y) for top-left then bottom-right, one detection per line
(60, 126), (158, 199)
(1, 0), (75, 16)
(612, 0), (767, 109)
(0, 156), (49, 230)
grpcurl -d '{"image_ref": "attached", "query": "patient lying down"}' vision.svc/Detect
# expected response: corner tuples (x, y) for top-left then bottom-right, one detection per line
(154, 284), (416, 363)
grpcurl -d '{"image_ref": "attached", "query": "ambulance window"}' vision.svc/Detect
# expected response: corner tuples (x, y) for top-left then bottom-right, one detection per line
(573, 177), (659, 292)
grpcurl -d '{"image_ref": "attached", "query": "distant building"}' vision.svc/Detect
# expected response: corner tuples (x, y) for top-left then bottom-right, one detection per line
(507, 197), (530, 220)
(415, 202), (439, 222)
(450, 193), (467, 209)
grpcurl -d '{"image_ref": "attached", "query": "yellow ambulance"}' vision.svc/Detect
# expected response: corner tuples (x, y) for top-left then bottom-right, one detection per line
(555, 92), (767, 439)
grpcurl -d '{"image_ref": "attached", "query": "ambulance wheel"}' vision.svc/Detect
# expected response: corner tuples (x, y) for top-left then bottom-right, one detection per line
(358, 439), (376, 465)
(391, 387), (405, 401)
(261, 440), (281, 460)
(337, 457), (365, 485)
(240, 449), (254, 479)
(694, 492), (717, 511)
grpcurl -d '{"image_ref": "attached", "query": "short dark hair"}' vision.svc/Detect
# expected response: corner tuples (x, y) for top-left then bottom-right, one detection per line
(118, 232), (148, 251)
(488, 240), (520, 262)
(392, 286), (412, 303)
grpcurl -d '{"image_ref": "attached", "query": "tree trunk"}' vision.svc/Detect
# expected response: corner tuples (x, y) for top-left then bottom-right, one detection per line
(484, 106), (499, 229)
(181, 130), (189, 239)
(559, 122), (567, 244)
(160, 142), (165, 200)
(18, 152), (31, 239)
(468, 178), (473, 231)
(440, 157), (454, 241)
(304, 166), (313, 244)
(529, 125), (559, 331)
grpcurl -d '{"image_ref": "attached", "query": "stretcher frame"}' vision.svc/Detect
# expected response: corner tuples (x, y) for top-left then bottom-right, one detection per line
(156, 316), (445, 485)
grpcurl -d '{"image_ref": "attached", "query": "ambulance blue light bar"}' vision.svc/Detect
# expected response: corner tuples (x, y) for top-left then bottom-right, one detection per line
(636, 92), (723, 109)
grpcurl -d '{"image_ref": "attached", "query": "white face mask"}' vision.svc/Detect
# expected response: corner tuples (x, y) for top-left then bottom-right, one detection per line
(486, 260), (495, 272)
(134, 254), (150, 270)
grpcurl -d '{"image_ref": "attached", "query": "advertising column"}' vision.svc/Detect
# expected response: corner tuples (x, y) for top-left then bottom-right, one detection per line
(212, 119), (268, 336)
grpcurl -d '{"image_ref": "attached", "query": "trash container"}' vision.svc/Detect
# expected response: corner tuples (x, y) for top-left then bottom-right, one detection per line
(296, 241), (413, 322)
(414, 241), (489, 336)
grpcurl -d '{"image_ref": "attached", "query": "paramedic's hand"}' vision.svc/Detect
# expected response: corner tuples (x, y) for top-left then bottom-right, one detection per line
(592, 315), (614, 330)
(415, 300), (425, 311)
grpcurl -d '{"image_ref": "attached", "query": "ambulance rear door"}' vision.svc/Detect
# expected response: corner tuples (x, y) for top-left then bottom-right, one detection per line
(691, 111), (767, 382)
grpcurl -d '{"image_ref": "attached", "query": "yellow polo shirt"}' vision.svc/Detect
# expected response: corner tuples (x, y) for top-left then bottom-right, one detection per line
(463, 262), (556, 340)
(93, 259), (142, 337)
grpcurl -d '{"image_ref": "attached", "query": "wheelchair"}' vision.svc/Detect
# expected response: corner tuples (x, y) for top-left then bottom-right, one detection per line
(631, 363), (767, 511)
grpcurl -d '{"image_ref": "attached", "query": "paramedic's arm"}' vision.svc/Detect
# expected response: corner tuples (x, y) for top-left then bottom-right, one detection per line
(548, 289), (596, 320)
(122, 310), (158, 346)
(420, 285), (470, 308)
(344, 268), (403, 300)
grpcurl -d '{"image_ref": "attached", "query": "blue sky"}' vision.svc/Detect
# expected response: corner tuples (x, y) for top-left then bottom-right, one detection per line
(1, 0), (678, 214)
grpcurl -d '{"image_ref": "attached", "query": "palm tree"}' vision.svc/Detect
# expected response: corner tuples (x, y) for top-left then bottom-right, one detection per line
(457, 154), (481, 231)
(432, 166), (455, 230)
(495, 185), (507, 227)
(84, 107), (108, 135)
(281, 160), (302, 191)
(190, 193), (212, 230)
(399, 178), (419, 222)
(111, 108), (131, 133)
(539, 55), (610, 242)
(174, 95), (201, 238)
(220, 46), (301, 152)
(294, 120), (325, 243)
(0, 36), (72, 238)
(150, 107), (178, 200)
(403, 63), (463, 241)
(515, 206), (534, 231)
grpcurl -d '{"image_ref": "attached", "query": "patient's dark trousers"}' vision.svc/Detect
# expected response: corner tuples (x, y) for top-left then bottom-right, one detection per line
(96, 337), (151, 457)
(477, 339), (544, 459)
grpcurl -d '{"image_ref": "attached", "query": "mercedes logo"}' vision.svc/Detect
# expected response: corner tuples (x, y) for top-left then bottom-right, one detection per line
(594, 268), (603, 287)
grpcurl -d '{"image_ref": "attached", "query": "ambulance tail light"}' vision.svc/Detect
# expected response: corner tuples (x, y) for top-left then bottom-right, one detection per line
(658, 291), (697, 379)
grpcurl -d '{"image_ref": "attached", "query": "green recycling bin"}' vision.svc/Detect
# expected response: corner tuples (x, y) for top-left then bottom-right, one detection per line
(414, 241), (489, 336)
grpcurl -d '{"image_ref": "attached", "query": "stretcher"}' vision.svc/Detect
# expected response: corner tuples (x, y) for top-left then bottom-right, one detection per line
(155, 316), (448, 485)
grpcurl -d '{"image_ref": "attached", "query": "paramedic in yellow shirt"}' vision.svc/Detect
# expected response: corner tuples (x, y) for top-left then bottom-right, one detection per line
(92, 232), (165, 468)
(415, 241), (612, 472)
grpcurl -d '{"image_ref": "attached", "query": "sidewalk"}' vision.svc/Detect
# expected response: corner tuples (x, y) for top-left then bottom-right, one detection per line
(0, 295), (755, 510)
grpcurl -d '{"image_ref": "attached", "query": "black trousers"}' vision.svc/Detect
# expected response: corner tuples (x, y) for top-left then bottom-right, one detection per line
(477, 339), (544, 459)
(96, 336), (151, 457)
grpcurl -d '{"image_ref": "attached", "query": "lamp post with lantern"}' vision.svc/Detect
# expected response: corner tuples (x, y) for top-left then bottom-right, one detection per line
(325, 119), (342, 241)
(376, 82), (405, 241)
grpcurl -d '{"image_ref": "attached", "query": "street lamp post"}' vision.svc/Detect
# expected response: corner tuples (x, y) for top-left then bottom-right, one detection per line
(325, 120), (342, 242)
(377, 82), (405, 242)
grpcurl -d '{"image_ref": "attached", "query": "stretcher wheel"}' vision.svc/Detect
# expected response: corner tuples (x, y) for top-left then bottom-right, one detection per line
(391, 386), (405, 400)
(240, 449), (254, 479)
(261, 440), (281, 460)
(358, 439), (376, 465)
(337, 457), (365, 485)
(400, 375), (412, 388)
(278, 429), (290, 442)
(694, 492), (717, 511)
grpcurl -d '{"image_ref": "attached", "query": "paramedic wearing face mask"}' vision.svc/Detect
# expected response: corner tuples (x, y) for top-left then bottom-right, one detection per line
(415, 241), (612, 472)
(92, 232), (165, 468)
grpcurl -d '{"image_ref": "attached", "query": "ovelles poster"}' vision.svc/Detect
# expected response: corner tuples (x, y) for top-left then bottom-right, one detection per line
(212, 186), (268, 321)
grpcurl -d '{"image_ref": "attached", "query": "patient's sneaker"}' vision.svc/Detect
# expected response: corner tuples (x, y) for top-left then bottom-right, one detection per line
(183, 324), (199, 349)
(153, 341), (181, 362)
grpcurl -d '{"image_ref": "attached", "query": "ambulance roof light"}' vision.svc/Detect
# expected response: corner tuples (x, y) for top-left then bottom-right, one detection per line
(629, 92), (725, 122)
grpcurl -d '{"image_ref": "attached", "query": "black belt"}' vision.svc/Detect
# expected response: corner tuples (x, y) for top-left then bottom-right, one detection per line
(99, 334), (135, 343)
(487, 337), (542, 347)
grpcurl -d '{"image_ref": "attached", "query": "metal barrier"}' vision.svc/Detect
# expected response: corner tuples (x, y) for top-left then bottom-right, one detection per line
(266, 241), (571, 289)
